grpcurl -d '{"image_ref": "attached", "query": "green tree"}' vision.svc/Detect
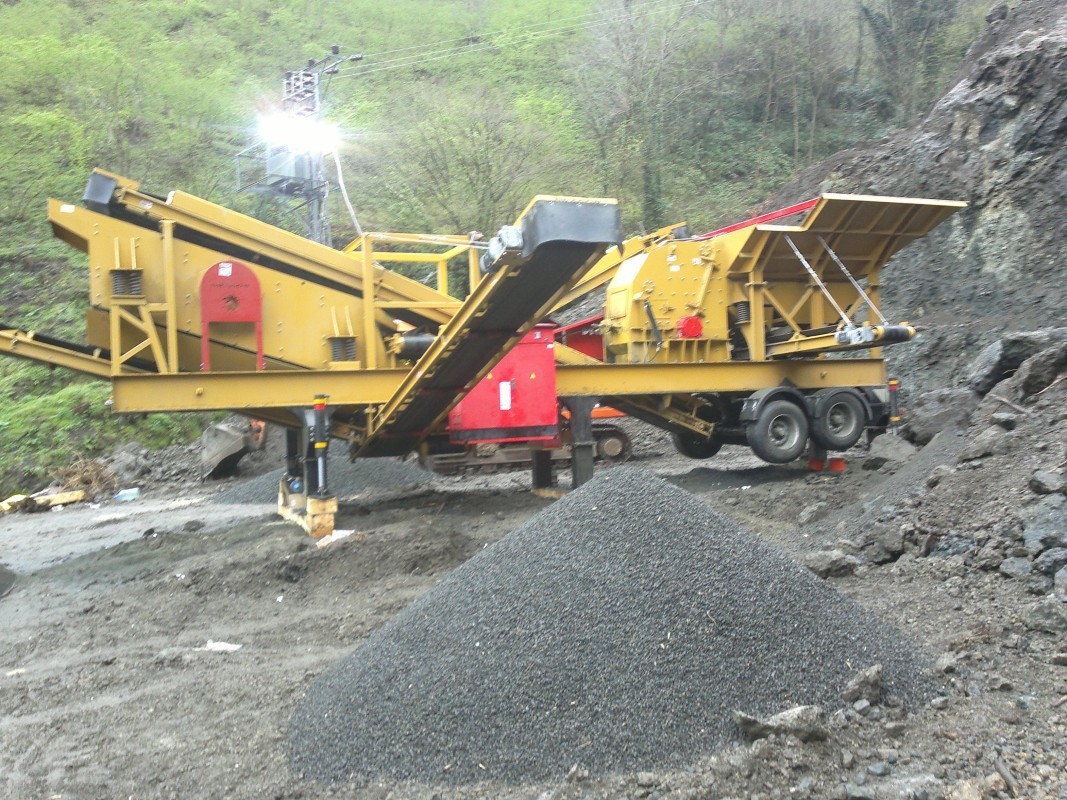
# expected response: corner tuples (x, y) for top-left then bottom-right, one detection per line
(859, 0), (961, 117)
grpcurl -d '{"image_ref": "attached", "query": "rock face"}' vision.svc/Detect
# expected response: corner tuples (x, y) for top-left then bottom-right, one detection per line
(766, 2), (1067, 393)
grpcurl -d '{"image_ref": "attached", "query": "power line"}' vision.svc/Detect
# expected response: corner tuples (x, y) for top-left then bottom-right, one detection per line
(333, 0), (694, 64)
(330, 0), (705, 80)
(332, 0), (702, 78)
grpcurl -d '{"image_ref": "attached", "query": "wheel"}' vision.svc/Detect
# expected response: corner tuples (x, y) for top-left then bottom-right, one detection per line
(810, 391), (867, 451)
(595, 427), (633, 463)
(671, 433), (723, 459)
(746, 399), (809, 463)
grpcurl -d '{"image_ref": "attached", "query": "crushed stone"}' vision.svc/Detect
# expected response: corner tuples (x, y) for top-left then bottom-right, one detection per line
(289, 466), (929, 786)
(211, 454), (432, 504)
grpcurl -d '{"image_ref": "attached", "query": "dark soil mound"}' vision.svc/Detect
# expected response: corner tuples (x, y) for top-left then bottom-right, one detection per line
(289, 467), (929, 786)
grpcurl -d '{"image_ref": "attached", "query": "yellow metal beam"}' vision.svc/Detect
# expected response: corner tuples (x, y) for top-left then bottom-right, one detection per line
(556, 359), (888, 395)
(110, 369), (408, 412)
(105, 357), (888, 414)
(0, 329), (115, 379)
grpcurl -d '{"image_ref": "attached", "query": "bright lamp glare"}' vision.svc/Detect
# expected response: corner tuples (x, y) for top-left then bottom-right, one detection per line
(257, 113), (339, 154)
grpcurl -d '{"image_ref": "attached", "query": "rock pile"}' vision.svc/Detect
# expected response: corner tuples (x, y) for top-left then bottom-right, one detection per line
(905, 344), (1066, 593)
(289, 467), (929, 786)
(212, 454), (432, 504)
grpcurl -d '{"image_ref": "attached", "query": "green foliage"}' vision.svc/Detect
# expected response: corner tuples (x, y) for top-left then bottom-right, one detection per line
(858, 0), (980, 118)
(0, 372), (204, 492)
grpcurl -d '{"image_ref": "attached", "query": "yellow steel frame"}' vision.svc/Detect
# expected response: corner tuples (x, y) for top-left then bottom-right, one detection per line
(604, 194), (965, 365)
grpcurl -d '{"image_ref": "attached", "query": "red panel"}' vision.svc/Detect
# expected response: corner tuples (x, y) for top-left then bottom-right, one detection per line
(448, 325), (558, 444)
(200, 261), (263, 323)
(555, 315), (605, 361)
(200, 260), (264, 371)
(561, 331), (605, 360)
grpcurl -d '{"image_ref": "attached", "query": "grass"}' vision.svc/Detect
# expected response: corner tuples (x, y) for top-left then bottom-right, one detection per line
(0, 372), (207, 493)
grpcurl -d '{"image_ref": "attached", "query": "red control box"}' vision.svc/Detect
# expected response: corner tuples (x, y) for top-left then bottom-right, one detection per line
(448, 325), (558, 444)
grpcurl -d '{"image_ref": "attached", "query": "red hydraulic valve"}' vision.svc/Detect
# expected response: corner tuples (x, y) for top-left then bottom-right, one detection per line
(676, 315), (704, 339)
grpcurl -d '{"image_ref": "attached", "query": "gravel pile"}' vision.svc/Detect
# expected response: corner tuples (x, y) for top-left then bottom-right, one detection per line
(211, 454), (433, 504)
(289, 467), (929, 786)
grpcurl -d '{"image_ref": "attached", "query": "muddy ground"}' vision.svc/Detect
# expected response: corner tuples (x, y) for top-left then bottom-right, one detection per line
(0, 419), (1064, 800)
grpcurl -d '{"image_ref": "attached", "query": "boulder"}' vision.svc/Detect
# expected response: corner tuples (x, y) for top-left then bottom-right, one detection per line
(841, 664), (883, 705)
(865, 525), (906, 565)
(1014, 341), (1067, 398)
(1030, 470), (1066, 495)
(1022, 597), (1067, 634)
(1021, 495), (1066, 555)
(959, 426), (1011, 462)
(733, 705), (829, 743)
(903, 388), (979, 445)
(1055, 567), (1067, 601)
(1033, 547), (1067, 576)
(798, 501), (829, 526)
(926, 464), (954, 488)
(804, 549), (858, 578)
(966, 329), (1067, 395)
(863, 434), (917, 470)
(990, 411), (1017, 430)
(1028, 575), (1054, 595)
(998, 557), (1032, 580)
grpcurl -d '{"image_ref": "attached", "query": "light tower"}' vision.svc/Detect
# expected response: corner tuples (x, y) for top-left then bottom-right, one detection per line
(236, 46), (362, 245)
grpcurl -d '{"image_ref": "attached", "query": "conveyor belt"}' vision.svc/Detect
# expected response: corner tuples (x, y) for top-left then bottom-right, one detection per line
(0, 326), (121, 378)
(358, 197), (620, 457)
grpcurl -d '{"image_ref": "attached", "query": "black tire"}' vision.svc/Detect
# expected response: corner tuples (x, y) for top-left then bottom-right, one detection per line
(595, 426), (633, 463)
(671, 433), (723, 460)
(746, 399), (809, 463)
(810, 391), (867, 451)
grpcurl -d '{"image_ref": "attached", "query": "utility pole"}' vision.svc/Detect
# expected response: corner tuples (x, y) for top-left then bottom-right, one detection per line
(236, 46), (363, 246)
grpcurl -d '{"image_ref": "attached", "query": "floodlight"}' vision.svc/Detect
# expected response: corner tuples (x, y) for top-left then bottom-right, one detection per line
(257, 112), (339, 154)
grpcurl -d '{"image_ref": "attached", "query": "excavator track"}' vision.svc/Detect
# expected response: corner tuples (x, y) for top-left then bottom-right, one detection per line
(421, 423), (633, 475)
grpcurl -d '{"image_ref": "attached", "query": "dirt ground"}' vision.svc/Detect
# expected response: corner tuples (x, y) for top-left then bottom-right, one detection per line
(1, 422), (1064, 800)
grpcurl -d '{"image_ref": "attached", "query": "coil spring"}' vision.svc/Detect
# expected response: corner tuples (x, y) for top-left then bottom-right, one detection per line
(734, 301), (751, 323)
(111, 271), (143, 296)
(330, 337), (357, 361)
